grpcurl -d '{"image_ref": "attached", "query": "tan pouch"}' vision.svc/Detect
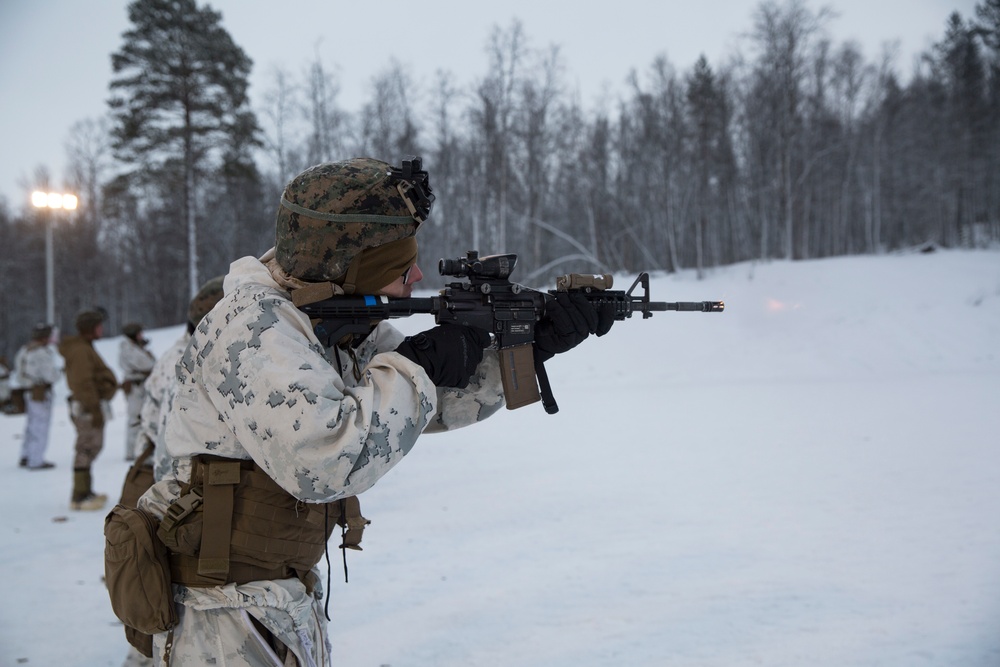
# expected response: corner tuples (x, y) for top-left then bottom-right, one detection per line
(119, 439), (157, 508)
(124, 626), (153, 658)
(104, 504), (177, 656)
(119, 465), (155, 509)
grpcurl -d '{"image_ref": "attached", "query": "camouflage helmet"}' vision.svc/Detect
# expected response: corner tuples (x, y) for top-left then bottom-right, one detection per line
(275, 157), (432, 283)
(187, 275), (225, 327)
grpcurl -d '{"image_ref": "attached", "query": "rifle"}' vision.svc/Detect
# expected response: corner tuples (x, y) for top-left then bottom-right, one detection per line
(299, 250), (724, 414)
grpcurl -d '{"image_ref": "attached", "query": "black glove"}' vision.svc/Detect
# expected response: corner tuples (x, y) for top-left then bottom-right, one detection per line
(396, 324), (492, 388)
(534, 292), (616, 362)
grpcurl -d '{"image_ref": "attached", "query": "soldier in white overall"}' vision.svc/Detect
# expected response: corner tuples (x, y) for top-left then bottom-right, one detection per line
(119, 323), (155, 461)
(137, 157), (611, 666)
(14, 323), (60, 469)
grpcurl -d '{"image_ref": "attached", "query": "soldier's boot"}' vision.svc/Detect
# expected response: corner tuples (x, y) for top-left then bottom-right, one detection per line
(70, 468), (107, 511)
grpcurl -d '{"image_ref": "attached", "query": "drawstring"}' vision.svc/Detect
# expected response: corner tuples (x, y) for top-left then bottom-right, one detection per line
(341, 525), (349, 582)
(323, 507), (332, 621)
(322, 504), (352, 623)
(347, 346), (363, 382)
(332, 341), (363, 382)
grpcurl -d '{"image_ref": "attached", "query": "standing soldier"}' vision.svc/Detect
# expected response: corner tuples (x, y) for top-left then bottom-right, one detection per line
(129, 157), (609, 665)
(115, 282), (225, 667)
(119, 323), (155, 461)
(59, 309), (118, 510)
(13, 323), (60, 469)
(119, 278), (224, 505)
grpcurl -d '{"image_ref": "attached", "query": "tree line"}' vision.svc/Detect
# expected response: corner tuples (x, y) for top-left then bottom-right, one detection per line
(1, 0), (997, 359)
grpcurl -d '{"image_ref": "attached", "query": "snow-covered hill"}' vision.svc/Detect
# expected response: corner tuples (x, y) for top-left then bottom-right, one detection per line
(2, 248), (998, 666)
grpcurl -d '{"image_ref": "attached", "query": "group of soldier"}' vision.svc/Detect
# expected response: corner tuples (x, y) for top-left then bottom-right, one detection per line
(4, 303), (196, 511)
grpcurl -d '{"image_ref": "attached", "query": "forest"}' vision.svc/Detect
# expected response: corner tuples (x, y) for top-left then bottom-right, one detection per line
(0, 0), (997, 359)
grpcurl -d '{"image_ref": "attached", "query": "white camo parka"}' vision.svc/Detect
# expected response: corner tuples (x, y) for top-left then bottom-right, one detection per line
(139, 255), (505, 666)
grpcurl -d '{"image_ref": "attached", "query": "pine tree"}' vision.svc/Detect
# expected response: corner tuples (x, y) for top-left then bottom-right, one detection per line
(108, 0), (260, 297)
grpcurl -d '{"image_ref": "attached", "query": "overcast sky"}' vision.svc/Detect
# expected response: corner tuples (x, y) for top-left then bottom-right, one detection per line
(0, 0), (979, 211)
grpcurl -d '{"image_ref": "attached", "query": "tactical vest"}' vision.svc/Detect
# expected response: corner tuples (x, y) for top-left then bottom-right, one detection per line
(157, 455), (369, 588)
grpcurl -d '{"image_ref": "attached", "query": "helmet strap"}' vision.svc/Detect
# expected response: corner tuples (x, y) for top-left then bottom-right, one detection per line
(340, 252), (364, 296)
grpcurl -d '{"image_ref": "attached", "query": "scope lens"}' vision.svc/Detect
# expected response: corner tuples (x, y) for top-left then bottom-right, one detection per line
(439, 258), (463, 276)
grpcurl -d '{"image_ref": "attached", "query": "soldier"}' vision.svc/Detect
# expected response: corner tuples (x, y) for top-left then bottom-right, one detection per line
(116, 279), (224, 667)
(118, 277), (225, 506)
(59, 309), (118, 510)
(13, 323), (60, 469)
(119, 322), (156, 461)
(135, 157), (610, 665)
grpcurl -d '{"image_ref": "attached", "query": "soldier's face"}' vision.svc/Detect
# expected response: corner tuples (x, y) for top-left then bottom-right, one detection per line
(379, 263), (423, 298)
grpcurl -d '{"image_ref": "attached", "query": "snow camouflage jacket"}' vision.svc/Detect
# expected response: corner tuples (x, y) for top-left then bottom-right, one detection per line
(139, 332), (189, 482)
(14, 341), (60, 390)
(119, 336), (155, 383)
(138, 255), (505, 666)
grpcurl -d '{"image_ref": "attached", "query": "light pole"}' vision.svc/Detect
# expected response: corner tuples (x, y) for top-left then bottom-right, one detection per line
(31, 190), (78, 326)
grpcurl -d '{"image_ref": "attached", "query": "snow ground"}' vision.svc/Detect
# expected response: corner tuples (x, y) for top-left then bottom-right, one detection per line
(1, 248), (998, 667)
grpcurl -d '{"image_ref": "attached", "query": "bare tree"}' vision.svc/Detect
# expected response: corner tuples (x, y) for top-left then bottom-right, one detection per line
(358, 59), (421, 160)
(302, 52), (349, 164)
(260, 65), (305, 185)
(745, 0), (830, 260)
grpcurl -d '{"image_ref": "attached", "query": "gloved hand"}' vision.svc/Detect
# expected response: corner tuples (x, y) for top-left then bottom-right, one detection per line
(396, 324), (492, 388)
(534, 292), (616, 362)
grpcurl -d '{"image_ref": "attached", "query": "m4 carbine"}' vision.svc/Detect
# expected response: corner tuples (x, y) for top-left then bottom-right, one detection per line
(299, 250), (724, 414)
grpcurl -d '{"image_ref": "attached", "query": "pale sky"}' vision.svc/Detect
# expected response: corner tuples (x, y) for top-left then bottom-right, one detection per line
(0, 0), (978, 211)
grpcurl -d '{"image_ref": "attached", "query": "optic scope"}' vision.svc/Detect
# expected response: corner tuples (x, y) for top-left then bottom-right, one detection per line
(439, 250), (518, 280)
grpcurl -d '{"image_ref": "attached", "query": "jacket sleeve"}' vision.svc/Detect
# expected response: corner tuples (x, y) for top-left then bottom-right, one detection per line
(425, 350), (506, 432)
(366, 321), (505, 432)
(120, 340), (156, 379)
(64, 349), (101, 412)
(171, 296), (439, 503)
(20, 347), (59, 387)
(96, 352), (118, 401)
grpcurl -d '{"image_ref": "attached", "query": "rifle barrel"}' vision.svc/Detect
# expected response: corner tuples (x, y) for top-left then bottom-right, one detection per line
(660, 301), (725, 312)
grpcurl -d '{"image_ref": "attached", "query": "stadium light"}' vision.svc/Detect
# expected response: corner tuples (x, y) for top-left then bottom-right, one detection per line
(32, 190), (78, 326)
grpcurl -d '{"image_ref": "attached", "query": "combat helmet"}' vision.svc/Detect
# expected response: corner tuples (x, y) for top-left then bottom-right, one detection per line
(275, 157), (434, 292)
(187, 275), (225, 328)
(122, 322), (143, 340)
(31, 322), (53, 341)
(75, 309), (105, 337)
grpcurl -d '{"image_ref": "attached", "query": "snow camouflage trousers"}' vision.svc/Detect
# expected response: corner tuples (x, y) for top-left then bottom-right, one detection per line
(151, 578), (329, 667)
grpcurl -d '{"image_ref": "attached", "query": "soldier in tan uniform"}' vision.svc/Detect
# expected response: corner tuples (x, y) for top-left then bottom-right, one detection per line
(59, 309), (118, 510)
(135, 157), (608, 666)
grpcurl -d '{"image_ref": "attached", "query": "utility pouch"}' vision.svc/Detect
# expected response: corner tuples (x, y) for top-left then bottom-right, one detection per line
(29, 384), (50, 402)
(6, 388), (25, 415)
(104, 504), (177, 657)
(119, 438), (157, 508)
